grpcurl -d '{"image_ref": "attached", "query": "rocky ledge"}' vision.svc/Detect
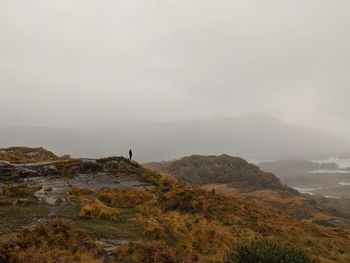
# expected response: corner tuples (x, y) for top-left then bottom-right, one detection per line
(0, 157), (137, 178)
(0, 157), (154, 206)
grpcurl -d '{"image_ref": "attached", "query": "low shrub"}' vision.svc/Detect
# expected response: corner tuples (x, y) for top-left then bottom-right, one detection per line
(226, 238), (318, 263)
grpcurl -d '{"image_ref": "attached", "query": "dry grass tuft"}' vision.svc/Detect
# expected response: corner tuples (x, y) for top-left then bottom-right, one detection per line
(2, 185), (37, 198)
(79, 199), (120, 220)
(97, 187), (153, 208)
(69, 187), (94, 196)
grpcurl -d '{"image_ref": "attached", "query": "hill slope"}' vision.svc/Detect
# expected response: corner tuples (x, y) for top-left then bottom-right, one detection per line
(146, 154), (288, 191)
(0, 148), (349, 262)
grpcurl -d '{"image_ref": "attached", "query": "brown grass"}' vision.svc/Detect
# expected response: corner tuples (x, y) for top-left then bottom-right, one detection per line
(122, 178), (350, 263)
(80, 199), (120, 220)
(0, 147), (59, 164)
(2, 185), (38, 198)
(111, 241), (177, 263)
(0, 219), (103, 263)
(132, 203), (235, 262)
(69, 187), (94, 196)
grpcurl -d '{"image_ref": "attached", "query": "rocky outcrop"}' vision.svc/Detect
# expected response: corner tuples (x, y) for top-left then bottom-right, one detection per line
(97, 157), (139, 172)
(0, 157), (139, 179)
(0, 156), (153, 206)
(78, 159), (103, 174)
(0, 161), (14, 176)
(15, 167), (40, 177)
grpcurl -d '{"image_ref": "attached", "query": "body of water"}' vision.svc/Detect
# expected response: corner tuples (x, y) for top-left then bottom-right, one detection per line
(308, 170), (350, 174)
(292, 187), (319, 195)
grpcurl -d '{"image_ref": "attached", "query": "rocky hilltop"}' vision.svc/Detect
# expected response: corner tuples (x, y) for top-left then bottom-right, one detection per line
(146, 154), (288, 191)
(0, 147), (349, 263)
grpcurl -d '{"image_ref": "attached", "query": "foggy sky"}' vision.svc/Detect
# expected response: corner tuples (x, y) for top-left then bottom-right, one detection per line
(1, 1), (350, 139)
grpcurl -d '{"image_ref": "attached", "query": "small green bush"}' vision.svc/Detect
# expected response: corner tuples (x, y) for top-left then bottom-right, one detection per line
(226, 238), (318, 263)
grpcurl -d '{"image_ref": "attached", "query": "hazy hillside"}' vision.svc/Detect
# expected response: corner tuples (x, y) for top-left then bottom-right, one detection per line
(1, 115), (350, 162)
(146, 154), (288, 191)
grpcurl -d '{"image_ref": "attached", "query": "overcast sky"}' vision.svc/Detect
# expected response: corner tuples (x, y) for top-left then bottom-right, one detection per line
(1, 1), (350, 139)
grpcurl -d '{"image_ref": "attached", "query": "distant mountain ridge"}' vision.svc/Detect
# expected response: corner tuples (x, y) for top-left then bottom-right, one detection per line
(1, 115), (350, 161)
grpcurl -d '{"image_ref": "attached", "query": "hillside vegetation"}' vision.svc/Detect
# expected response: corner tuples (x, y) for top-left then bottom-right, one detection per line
(0, 148), (349, 262)
(146, 154), (288, 191)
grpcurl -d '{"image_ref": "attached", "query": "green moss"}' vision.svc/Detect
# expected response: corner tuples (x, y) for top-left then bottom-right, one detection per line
(54, 205), (81, 218)
(0, 205), (50, 218)
(74, 209), (143, 240)
(0, 205), (51, 235)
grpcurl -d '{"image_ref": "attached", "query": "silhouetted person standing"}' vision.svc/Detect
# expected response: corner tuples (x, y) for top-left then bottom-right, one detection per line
(129, 149), (133, 160)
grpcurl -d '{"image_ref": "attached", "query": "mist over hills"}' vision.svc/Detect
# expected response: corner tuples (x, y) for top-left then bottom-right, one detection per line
(1, 115), (350, 162)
